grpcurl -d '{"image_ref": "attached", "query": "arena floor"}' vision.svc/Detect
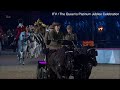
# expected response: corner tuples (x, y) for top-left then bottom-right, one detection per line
(0, 55), (120, 79)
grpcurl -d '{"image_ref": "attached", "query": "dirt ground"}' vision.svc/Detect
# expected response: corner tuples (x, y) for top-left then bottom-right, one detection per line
(89, 64), (120, 79)
(0, 64), (119, 79)
(0, 55), (120, 79)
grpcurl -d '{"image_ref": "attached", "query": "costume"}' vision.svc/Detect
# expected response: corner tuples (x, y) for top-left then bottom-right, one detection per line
(15, 23), (26, 40)
(14, 19), (26, 51)
(34, 19), (47, 36)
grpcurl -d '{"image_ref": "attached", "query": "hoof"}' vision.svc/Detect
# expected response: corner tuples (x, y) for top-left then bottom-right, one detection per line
(22, 62), (25, 65)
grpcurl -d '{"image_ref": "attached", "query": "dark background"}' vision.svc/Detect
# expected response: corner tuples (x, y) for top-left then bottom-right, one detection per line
(1, 11), (120, 48)
(1, 0), (120, 48)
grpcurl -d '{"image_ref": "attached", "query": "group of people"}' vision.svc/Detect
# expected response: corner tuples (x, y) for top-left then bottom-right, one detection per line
(14, 19), (78, 51)
(44, 22), (78, 50)
(1, 18), (78, 52)
(11, 19), (78, 64)
(1, 18), (78, 64)
(13, 19), (45, 64)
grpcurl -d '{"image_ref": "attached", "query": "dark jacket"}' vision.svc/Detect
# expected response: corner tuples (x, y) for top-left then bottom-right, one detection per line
(48, 30), (64, 49)
(44, 31), (51, 45)
(64, 33), (77, 41)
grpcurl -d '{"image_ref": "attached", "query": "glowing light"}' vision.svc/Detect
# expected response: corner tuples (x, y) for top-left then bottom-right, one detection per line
(98, 26), (104, 32)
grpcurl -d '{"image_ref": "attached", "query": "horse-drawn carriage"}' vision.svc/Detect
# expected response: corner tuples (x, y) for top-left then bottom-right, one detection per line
(37, 40), (98, 79)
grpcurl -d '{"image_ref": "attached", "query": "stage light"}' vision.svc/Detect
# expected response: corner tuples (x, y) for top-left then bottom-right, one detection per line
(98, 26), (104, 32)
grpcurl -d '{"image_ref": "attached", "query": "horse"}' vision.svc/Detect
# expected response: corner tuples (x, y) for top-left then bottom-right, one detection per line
(27, 24), (47, 59)
(27, 30), (45, 59)
(73, 46), (98, 79)
(47, 40), (98, 79)
(17, 30), (30, 65)
(47, 40), (75, 79)
(16, 24), (47, 65)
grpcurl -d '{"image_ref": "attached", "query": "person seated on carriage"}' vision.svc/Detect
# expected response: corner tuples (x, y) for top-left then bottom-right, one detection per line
(44, 24), (54, 47)
(45, 22), (64, 59)
(64, 25), (78, 49)
(48, 22), (64, 50)
(64, 25), (77, 41)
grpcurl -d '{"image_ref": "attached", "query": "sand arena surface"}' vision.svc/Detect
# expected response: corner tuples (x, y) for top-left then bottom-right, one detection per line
(0, 55), (120, 79)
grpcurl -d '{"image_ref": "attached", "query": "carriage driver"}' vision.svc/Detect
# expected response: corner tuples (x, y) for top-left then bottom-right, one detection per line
(48, 22), (64, 50)
(44, 24), (54, 47)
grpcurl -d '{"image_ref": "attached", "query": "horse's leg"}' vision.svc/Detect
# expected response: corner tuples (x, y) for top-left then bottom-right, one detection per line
(20, 43), (24, 65)
(22, 52), (25, 65)
(27, 42), (31, 58)
(20, 45), (24, 65)
(31, 42), (36, 58)
(19, 51), (23, 64)
(25, 45), (28, 59)
(34, 42), (40, 59)
(36, 45), (40, 58)
(64, 70), (71, 79)
(34, 47), (37, 58)
(17, 52), (21, 64)
(17, 40), (21, 64)
(34, 42), (39, 58)
(56, 71), (62, 79)
(22, 45), (28, 65)
(30, 47), (34, 58)
(29, 47), (32, 58)
(26, 46), (29, 58)
(49, 67), (57, 79)
(50, 65), (62, 79)
(26, 51), (29, 58)
(16, 46), (20, 63)
(37, 44), (41, 58)
(86, 63), (93, 79)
